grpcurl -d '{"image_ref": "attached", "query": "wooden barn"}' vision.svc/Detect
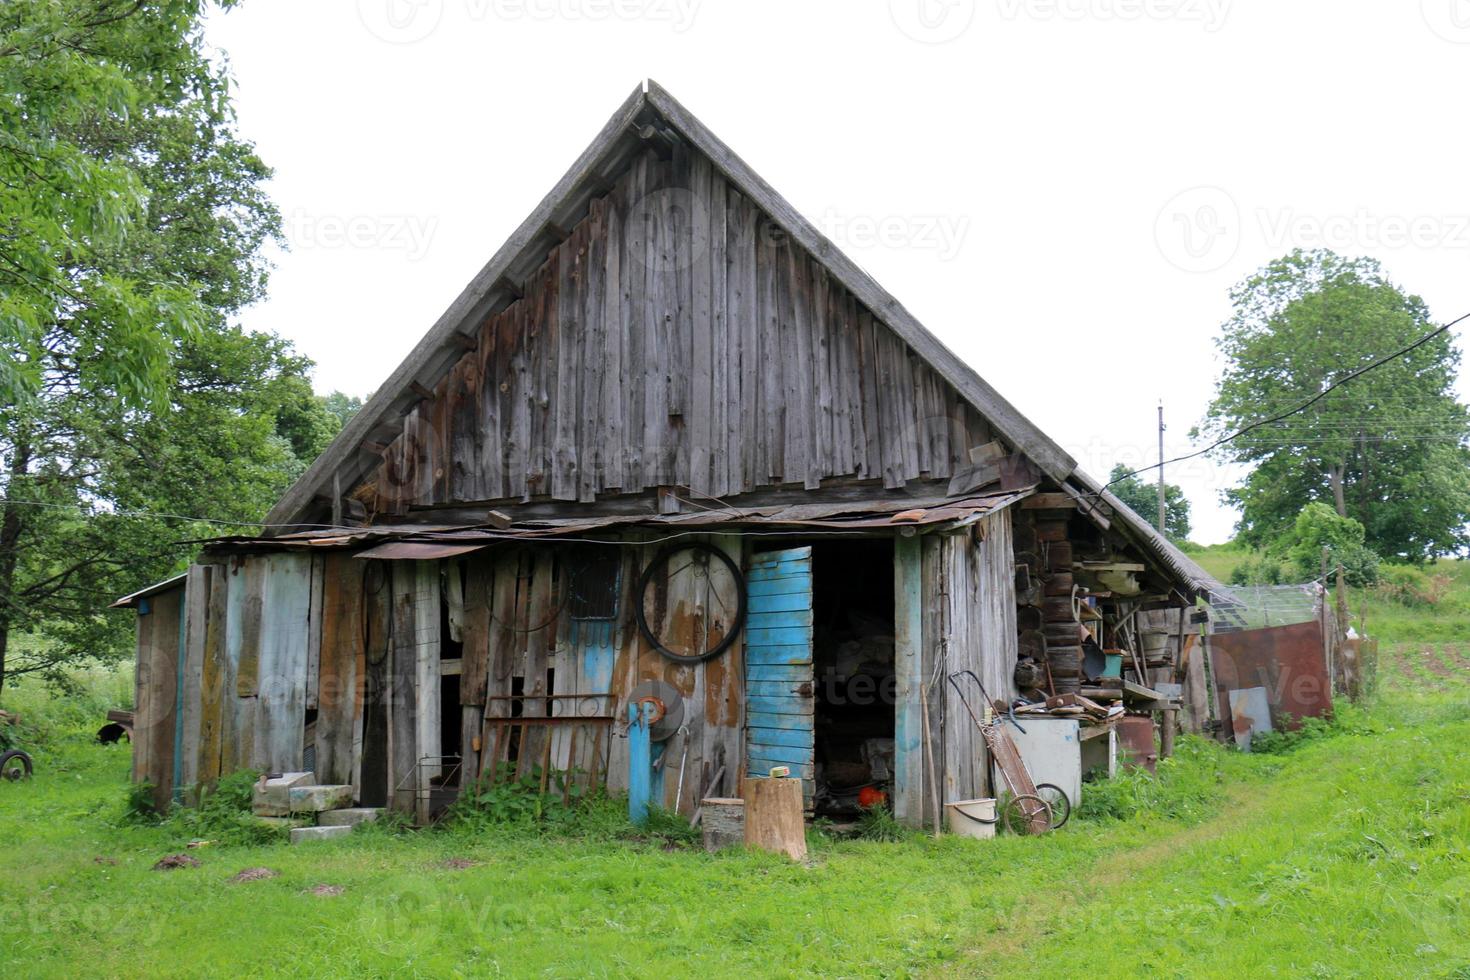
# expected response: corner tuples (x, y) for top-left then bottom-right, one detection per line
(115, 81), (1218, 828)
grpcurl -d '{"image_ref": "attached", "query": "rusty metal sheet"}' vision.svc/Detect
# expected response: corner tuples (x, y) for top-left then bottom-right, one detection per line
(1208, 620), (1331, 737)
(353, 541), (490, 560)
(1117, 716), (1157, 773)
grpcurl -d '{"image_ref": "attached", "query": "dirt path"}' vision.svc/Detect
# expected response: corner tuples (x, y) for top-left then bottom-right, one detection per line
(944, 781), (1267, 975)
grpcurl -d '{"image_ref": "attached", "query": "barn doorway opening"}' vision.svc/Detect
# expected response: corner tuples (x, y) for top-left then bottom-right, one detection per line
(811, 538), (895, 817)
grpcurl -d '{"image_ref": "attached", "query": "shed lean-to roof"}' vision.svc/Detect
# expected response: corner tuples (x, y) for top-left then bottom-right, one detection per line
(265, 80), (1076, 529)
(215, 489), (1031, 559)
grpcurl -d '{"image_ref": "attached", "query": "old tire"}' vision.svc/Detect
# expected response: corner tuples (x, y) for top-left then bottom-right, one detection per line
(0, 750), (34, 781)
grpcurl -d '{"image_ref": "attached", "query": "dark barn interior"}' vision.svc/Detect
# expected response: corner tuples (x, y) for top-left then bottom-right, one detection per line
(811, 539), (896, 816)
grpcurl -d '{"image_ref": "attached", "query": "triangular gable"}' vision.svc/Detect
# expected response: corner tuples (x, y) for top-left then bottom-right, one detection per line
(267, 81), (1076, 528)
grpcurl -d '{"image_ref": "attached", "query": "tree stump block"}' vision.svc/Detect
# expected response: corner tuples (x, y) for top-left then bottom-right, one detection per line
(700, 798), (745, 853)
(741, 777), (806, 861)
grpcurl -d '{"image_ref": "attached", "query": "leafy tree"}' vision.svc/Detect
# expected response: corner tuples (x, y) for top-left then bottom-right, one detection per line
(1107, 464), (1192, 541)
(0, 1), (338, 693)
(0, 0), (242, 410)
(1201, 249), (1470, 561)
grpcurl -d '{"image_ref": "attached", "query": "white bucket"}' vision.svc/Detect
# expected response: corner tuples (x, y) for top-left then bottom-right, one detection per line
(944, 798), (997, 839)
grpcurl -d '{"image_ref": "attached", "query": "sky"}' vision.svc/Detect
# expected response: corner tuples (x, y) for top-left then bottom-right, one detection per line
(203, 0), (1470, 544)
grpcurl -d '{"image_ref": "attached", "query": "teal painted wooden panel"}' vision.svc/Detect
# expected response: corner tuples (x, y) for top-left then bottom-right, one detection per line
(746, 679), (806, 698)
(746, 726), (812, 748)
(747, 696), (813, 717)
(893, 535), (924, 828)
(745, 547), (814, 797)
(745, 608), (815, 630)
(746, 575), (814, 598)
(746, 742), (814, 766)
(743, 633), (813, 659)
(741, 590), (812, 612)
(748, 759), (816, 780)
(746, 663), (812, 682)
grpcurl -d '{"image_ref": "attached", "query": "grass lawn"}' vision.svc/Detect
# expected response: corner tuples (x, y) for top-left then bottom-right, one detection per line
(3, 622), (1469, 976)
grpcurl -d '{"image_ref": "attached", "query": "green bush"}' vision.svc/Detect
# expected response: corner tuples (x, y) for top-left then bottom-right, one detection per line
(1286, 502), (1380, 586)
(1374, 564), (1454, 608)
(149, 769), (282, 846)
(1230, 553), (1286, 586)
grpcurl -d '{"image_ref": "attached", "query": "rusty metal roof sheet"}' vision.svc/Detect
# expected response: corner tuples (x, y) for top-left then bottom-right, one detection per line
(110, 572), (188, 609)
(203, 490), (1031, 558)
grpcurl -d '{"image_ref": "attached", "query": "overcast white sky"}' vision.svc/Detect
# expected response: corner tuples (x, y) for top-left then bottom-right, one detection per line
(203, 0), (1470, 544)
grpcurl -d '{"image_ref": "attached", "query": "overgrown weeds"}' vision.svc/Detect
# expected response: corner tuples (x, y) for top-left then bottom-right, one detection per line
(1076, 737), (1235, 823)
(855, 804), (911, 842)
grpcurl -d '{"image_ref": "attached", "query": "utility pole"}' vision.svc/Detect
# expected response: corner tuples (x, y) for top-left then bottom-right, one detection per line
(1157, 400), (1167, 535)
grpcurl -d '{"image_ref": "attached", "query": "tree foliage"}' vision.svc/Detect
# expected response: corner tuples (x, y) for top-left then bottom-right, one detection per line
(0, 0), (249, 410)
(0, 1), (354, 693)
(1107, 464), (1192, 541)
(1201, 250), (1470, 561)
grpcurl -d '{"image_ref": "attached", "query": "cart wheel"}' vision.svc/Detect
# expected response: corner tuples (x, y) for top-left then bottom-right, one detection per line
(999, 793), (1052, 835)
(0, 750), (33, 782)
(1035, 783), (1072, 830)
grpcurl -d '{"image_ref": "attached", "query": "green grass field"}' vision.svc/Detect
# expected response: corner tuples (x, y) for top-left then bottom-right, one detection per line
(2, 583), (1468, 977)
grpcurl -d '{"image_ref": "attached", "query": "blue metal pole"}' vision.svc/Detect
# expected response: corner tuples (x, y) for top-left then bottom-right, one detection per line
(627, 701), (652, 826)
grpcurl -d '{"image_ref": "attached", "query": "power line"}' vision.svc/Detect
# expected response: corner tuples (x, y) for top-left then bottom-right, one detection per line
(1099, 311), (1470, 496)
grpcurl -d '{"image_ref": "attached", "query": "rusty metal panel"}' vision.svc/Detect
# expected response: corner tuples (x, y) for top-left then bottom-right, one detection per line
(1208, 620), (1331, 737)
(1117, 716), (1157, 773)
(354, 541), (489, 560)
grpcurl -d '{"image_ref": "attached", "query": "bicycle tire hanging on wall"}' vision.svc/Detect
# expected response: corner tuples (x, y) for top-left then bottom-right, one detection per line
(635, 542), (747, 663)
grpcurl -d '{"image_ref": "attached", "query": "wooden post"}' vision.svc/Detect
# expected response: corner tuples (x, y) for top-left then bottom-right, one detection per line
(1334, 563), (1351, 698)
(1160, 708), (1177, 759)
(742, 776), (806, 861)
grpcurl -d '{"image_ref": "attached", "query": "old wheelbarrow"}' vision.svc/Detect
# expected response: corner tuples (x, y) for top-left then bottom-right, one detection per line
(946, 671), (1069, 834)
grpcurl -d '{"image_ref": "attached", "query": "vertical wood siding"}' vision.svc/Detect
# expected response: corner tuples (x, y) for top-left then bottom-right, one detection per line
(925, 510), (1020, 808)
(372, 145), (992, 514)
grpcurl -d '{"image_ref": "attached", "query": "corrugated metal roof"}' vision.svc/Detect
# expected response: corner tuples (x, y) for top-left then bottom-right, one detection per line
(111, 572), (187, 609)
(207, 490), (1032, 558)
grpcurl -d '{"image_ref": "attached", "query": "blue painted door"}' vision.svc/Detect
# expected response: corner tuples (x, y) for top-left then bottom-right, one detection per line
(744, 547), (815, 800)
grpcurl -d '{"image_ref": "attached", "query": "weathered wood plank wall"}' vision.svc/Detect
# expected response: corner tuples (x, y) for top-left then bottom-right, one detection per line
(133, 585), (183, 812)
(371, 145), (994, 514)
(926, 510), (1019, 808)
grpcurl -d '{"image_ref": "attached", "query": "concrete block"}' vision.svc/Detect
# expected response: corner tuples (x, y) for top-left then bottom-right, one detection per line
(251, 772), (315, 817)
(288, 784), (355, 814)
(250, 815), (310, 832)
(289, 825), (353, 844)
(317, 807), (383, 828)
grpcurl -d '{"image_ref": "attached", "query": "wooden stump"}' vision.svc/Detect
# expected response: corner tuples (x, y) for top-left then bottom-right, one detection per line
(742, 777), (806, 861)
(700, 798), (745, 853)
